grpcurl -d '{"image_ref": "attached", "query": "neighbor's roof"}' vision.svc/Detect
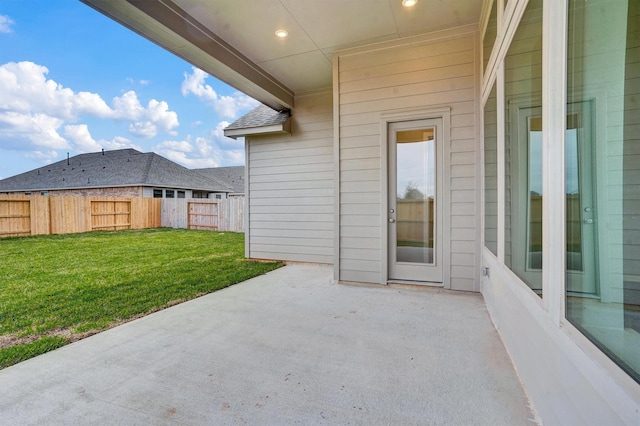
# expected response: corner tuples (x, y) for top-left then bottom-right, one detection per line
(194, 166), (245, 193)
(224, 104), (291, 139)
(0, 149), (233, 193)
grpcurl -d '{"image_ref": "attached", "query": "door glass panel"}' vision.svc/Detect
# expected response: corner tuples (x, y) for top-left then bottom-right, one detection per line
(524, 114), (589, 277)
(565, 116), (583, 275)
(564, 106), (597, 294)
(527, 117), (542, 270)
(396, 128), (435, 265)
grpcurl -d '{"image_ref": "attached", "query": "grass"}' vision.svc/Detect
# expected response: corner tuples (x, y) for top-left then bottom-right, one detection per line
(0, 228), (282, 369)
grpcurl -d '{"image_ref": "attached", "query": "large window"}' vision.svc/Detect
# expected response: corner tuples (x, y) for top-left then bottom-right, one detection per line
(565, 0), (640, 383)
(503, 0), (543, 295)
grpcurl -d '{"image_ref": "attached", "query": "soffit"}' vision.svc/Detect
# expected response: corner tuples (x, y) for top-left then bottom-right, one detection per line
(84, 0), (483, 108)
(172, 0), (483, 93)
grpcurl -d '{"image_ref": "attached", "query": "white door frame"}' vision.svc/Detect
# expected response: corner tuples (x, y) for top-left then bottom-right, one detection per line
(380, 107), (451, 287)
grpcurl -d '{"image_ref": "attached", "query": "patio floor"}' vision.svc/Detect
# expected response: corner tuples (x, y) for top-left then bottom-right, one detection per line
(0, 264), (538, 425)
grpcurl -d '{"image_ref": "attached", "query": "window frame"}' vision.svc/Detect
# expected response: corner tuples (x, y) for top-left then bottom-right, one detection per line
(481, 0), (640, 393)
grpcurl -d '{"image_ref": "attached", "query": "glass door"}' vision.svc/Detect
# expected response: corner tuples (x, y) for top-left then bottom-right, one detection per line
(388, 119), (443, 283)
(512, 103), (597, 294)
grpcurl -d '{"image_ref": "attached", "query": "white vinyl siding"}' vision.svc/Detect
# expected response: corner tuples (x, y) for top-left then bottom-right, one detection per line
(337, 29), (479, 290)
(247, 91), (334, 263)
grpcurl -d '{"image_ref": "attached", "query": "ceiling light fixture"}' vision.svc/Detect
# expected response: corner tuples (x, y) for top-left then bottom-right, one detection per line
(275, 29), (288, 38)
(402, 0), (418, 7)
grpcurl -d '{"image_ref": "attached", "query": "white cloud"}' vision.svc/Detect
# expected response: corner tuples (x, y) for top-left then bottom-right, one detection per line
(212, 121), (231, 138)
(111, 90), (144, 120)
(64, 124), (140, 153)
(161, 149), (221, 169)
(126, 77), (150, 86)
(0, 62), (112, 121)
(0, 111), (68, 150)
(24, 150), (59, 164)
(157, 140), (193, 152)
(155, 120), (245, 169)
(0, 61), (179, 128)
(112, 91), (178, 137)
(128, 121), (157, 138)
(146, 99), (178, 132)
(0, 15), (15, 33)
(209, 120), (244, 150)
(64, 124), (102, 152)
(0, 61), (179, 161)
(102, 136), (140, 151)
(157, 136), (221, 168)
(181, 67), (258, 119)
(222, 149), (245, 165)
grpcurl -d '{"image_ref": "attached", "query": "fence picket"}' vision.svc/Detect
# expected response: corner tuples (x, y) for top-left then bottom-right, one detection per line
(0, 195), (161, 238)
(0, 194), (243, 238)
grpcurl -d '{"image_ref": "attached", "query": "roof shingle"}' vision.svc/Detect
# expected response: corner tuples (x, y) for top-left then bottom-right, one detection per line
(194, 166), (245, 193)
(225, 104), (290, 130)
(0, 149), (233, 192)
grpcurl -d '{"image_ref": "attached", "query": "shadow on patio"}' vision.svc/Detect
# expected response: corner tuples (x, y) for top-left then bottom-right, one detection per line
(0, 264), (538, 425)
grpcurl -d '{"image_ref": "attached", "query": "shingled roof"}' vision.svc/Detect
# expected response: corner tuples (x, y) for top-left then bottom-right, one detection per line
(194, 166), (245, 193)
(0, 149), (232, 192)
(224, 104), (291, 139)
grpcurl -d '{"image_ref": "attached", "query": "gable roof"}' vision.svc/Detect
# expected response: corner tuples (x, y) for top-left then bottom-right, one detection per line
(194, 166), (245, 193)
(0, 149), (232, 193)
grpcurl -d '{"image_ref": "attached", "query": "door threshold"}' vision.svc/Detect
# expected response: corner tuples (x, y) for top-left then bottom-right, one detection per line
(387, 279), (444, 288)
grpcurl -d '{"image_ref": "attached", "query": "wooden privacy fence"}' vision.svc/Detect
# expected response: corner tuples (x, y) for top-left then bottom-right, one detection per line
(0, 195), (161, 238)
(397, 198), (435, 246)
(162, 197), (244, 232)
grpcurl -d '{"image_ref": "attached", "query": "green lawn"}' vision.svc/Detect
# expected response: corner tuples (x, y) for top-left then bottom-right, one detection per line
(0, 228), (282, 368)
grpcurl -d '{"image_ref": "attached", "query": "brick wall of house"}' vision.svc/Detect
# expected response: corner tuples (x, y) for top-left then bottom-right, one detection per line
(40, 186), (144, 197)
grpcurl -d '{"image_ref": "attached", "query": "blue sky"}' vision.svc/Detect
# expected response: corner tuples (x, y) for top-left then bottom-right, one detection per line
(0, 0), (258, 179)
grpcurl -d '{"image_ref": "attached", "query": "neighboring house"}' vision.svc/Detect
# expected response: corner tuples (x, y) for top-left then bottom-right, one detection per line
(194, 166), (245, 195)
(0, 148), (234, 199)
(82, 0), (640, 423)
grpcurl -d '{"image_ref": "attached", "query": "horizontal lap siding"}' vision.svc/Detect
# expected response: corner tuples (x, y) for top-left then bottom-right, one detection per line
(247, 92), (334, 264)
(339, 33), (479, 289)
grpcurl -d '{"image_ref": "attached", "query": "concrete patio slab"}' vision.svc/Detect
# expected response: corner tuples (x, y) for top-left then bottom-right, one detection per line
(0, 264), (537, 425)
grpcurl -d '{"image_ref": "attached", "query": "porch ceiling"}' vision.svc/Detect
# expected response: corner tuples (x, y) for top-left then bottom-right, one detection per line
(82, 0), (483, 110)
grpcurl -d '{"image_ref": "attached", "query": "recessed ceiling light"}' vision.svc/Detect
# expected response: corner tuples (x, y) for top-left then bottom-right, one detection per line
(275, 29), (288, 38)
(402, 0), (418, 7)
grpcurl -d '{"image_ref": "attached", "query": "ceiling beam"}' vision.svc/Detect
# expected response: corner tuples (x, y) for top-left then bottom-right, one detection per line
(81, 0), (294, 110)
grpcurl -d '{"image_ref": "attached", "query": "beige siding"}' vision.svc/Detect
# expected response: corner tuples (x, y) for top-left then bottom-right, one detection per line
(338, 31), (479, 289)
(247, 91), (334, 263)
